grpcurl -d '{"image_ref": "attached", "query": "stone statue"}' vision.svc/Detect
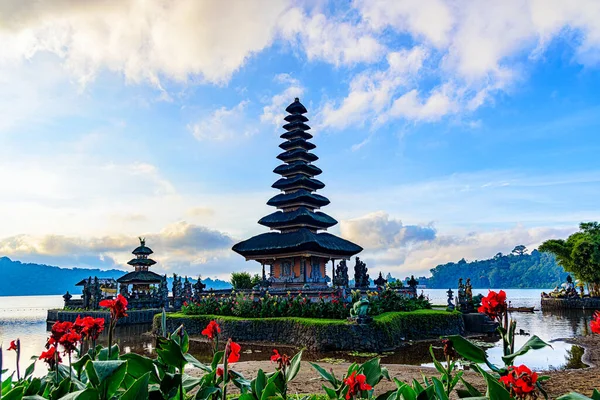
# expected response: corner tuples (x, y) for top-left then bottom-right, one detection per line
(159, 275), (169, 307)
(465, 278), (473, 302)
(63, 291), (72, 308)
(353, 257), (370, 288)
(350, 298), (372, 324)
(119, 283), (129, 298)
(172, 274), (183, 308)
(333, 260), (349, 287)
(82, 277), (92, 309)
(92, 277), (102, 310)
(374, 272), (387, 288)
(408, 275), (418, 289)
(457, 278), (466, 306)
(183, 277), (193, 301)
(193, 275), (206, 301)
(446, 288), (455, 311)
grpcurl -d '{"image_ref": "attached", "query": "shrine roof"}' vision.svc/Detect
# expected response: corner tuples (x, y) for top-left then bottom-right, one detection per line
(279, 138), (316, 151)
(272, 175), (325, 191)
(117, 270), (163, 284)
(273, 162), (322, 177)
(277, 149), (318, 163)
(285, 98), (307, 114)
(280, 129), (313, 140)
(127, 258), (157, 266)
(267, 189), (330, 208)
(284, 114), (309, 123)
(232, 228), (362, 258)
(258, 207), (337, 229)
(75, 278), (116, 286)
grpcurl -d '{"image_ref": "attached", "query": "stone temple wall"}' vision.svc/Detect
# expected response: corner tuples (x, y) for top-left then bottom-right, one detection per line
(47, 309), (161, 326)
(155, 311), (464, 352)
(541, 297), (600, 310)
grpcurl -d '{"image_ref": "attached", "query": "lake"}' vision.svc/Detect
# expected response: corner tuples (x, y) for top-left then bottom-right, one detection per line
(0, 289), (596, 375)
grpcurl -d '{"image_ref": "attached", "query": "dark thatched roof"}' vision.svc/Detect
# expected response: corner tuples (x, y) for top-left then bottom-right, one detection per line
(117, 270), (163, 284)
(258, 207), (337, 229)
(267, 190), (330, 208)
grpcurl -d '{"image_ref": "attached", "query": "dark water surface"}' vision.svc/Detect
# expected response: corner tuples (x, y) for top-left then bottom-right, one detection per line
(0, 289), (596, 375)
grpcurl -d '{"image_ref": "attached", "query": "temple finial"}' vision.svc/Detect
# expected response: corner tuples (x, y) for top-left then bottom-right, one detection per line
(139, 237), (145, 246)
(294, 97), (299, 102)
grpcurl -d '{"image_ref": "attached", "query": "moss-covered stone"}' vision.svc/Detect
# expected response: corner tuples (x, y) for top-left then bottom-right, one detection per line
(155, 310), (464, 352)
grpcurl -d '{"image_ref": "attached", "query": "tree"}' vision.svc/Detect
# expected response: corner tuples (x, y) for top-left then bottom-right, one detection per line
(511, 245), (528, 256)
(539, 222), (600, 296)
(230, 272), (253, 289)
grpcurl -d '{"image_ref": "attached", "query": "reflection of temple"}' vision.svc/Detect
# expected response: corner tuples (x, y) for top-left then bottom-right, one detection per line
(233, 98), (362, 289)
(117, 238), (163, 293)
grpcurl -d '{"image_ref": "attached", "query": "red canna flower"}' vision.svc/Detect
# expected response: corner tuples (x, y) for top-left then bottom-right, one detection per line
(478, 290), (507, 321)
(442, 339), (456, 359)
(59, 331), (82, 354)
(201, 320), (221, 340)
(50, 321), (73, 345)
(344, 371), (372, 400)
(225, 339), (241, 364)
(99, 294), (128, 320)
(591, 311), (600, 334)
(499, 365), (538, 399)
(270, 349), (291, 370)
(7, 340), (18, 351)
(216, 367), (224, 377)
(40, 346), (62, 369)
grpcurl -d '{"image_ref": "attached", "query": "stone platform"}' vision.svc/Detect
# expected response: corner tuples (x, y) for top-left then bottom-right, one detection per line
(541, 297), (600, 310)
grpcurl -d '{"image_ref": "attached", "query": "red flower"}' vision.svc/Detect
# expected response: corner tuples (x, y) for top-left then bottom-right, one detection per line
(442, 339), (456, 359)
(201, 320), (221, 340)
(270, 349), (291, 370)
(40, 346), (62, 369)
(59, 331), (82, 354)
(216, 367), (224, 377)
(499, 365), (538, 399)
(50, 321), (73, 344)
(226, 340), (241, 364)
(591, 311), (600, 334)
(7, 340), (18, 351)
(478, 290), (507, 321)
(99, 294), (128, 320)
(344, 371), (372, 399)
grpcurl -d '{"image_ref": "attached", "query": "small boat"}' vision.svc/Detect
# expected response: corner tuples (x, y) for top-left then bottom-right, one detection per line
(507, 306), (536, 313)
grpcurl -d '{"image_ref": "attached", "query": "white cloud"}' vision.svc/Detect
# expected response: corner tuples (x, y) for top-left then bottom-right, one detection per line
(0, 0), (291, 85)
(279, 8), (385, 66)
(261, 74), (305, 127)
(188, 101), (257, 142)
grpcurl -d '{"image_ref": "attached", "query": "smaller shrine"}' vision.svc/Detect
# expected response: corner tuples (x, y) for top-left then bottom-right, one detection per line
(117, 237), (163, 295)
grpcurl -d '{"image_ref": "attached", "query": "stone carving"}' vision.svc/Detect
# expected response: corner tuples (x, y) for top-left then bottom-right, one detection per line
(457, 278), (466, 309)
(446, 288), (455, 311)
(63, 291), (72, 308)
(119, 283), (129, 297)
(333, 260), (349, 287)
(92, 277), (102, 310)
(159, 275), (169, 307)
(350, 298), (372, 324)
(183, 277), (193, 301)
(465, 278), (473, 302)
(408, 275), (418, 289)
(82, 277), (92, 309)
(193, 275), (206, 301)
(353, 257), (370, 288)
(374, 272), (387, 288)
(172, 274), (183, 309)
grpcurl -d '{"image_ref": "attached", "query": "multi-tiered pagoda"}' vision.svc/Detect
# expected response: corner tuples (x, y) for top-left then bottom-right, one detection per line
(117, 237), (163, 293)
(233, 98), (362, 289)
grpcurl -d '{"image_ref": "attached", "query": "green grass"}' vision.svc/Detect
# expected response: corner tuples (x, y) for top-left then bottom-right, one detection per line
(164, 312), (349, 325)
(373, 309), (459, 323)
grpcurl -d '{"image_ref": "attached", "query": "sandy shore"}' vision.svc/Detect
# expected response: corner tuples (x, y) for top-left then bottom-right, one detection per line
(190, 334), (600, 399)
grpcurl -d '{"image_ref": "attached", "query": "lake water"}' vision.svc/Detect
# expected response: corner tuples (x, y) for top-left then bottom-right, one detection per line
(0, 289), (597, 375)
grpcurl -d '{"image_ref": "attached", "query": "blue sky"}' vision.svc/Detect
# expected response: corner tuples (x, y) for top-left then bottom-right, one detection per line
(0, 0), (599, 280)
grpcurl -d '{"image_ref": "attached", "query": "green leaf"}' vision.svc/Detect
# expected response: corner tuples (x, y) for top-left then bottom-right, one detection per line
(57, 388), (100, 400)
(23, 395), (47, 400)
(556, 394), (593, 400)
(322, 385), (337, 399)
(593, 389), (600, 400)
(459, 377), (482, 397)
(361, 358), (383, 387)
(183, 354), (211, 373)
(260, 381), (282, 400)
(309, 363), (337, 387)
(96, 344), (120, 361)
(121, 353), (160, 383)
(71, 355), (91, 377)
(120, 372), (150, 400)
(50, 378), (72, 400)
(375, 389), (397, 400)
(24, 360), (37, 380)
(501, 335), (552, 365)
(24, 378), (42, 396)
(195, 386), (221, 400)
(255, 369), (267, 399)
(181, 374), (202, 393)
(211, 351), (224, 371)
(4, 386), (24, 400)
(156, 338), (186, 371)
(445, 336), (488, 364)
(429, 346), (447, 375)
(431, 377), (449, 400)
(159, 372), (181, 399)
(473, 365), (511, 400)
(87, 360), (127, 399)
(286, 350), (303, 383)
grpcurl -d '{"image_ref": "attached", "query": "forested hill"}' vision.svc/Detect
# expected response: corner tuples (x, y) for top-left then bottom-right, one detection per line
(0, 257), (231, 296)
(426, 249), (568, 289)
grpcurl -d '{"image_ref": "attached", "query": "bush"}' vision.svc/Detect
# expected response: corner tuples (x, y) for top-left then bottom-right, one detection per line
(230, 272), (253, 289)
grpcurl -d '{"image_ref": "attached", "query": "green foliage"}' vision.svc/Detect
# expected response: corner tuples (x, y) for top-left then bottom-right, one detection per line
(231, 272), (254, 290)
(427, 248), (567, 289)
(540, 222), (600, 289)
(181, 289), (430, 320)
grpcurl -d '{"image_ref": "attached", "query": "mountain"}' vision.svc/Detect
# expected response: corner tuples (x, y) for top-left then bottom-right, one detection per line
(0, 257), (231, 296)
(424, 249), (568, 289)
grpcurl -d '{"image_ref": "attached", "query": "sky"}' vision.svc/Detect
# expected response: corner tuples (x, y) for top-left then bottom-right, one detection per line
(0, 0), (600, 281)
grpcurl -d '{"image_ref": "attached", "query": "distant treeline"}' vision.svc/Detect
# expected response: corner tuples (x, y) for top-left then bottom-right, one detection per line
(424, 249), (568, 289)
(0, 257), (232, 296)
